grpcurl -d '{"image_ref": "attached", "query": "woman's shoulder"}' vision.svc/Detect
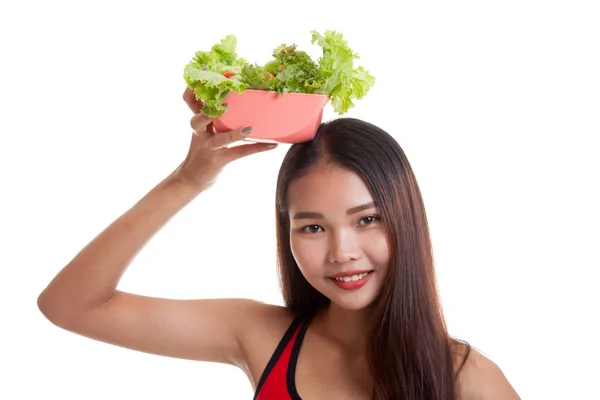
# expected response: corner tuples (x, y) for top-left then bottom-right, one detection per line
(228, 300), (297, 347)
(238, 300), (297, 332)
(453, 343), (521, 400)
(233, 300), (298, 385)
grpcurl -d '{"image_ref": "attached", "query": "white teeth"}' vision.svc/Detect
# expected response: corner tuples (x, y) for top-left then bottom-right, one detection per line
(334, 272), (370, 282)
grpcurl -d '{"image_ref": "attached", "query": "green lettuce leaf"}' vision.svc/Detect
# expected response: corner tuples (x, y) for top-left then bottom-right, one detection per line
(183, 65), (247, 117)
(188, 34), (248, 74)
(183, 35), (249, 117)
(241, 63), (278, 92)
(183, 31), (375, 117)
(268, 44), (322, 94)
(311, 30), (376, 114)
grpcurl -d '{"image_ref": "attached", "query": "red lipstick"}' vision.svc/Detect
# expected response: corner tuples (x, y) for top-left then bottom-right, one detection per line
(329, 270), (374, 290)
(329, 270), (373, 279)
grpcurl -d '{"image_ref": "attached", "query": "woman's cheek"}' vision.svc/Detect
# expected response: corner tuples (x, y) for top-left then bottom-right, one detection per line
(369, 230), (391, 266)
(290, 236), (326, 274)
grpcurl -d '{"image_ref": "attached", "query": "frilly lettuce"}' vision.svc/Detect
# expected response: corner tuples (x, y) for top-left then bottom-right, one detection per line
(310, 31), (376, 114)
(183, 30), (375, 118)
(183, 35), (249, 117)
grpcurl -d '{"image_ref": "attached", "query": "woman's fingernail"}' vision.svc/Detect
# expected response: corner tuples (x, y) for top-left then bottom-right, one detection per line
(268, 144), (278, 148)
(241, 126), (253, 135)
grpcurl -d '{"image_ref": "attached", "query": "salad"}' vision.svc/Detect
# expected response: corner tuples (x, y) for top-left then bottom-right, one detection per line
(183, 30), (375, 118)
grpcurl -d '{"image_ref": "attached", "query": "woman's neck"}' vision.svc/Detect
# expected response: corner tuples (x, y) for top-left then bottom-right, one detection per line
(315, 302), (374, 351)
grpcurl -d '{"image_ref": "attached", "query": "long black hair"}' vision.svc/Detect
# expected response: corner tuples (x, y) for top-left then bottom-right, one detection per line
(274, 117), (470, 399)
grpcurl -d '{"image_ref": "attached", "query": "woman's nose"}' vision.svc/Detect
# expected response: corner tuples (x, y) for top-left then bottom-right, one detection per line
(327, 230), (361, 264)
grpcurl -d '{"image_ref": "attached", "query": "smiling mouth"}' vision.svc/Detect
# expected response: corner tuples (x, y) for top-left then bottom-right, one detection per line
(329, 271), (374, 290)
(330, 271), (374, 282)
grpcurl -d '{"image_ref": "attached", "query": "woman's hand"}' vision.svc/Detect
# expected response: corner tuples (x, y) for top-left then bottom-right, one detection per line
(173, 88), (277, 192)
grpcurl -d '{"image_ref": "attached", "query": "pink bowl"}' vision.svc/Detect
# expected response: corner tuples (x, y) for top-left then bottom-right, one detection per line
(212, 89), (329, 144)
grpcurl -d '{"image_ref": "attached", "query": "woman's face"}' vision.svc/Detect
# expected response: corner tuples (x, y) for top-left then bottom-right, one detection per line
(287, 163), (391, 311)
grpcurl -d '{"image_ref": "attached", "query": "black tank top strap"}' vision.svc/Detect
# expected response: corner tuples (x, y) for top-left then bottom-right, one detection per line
(286, 314), (311, 400)
(253, 315), (304, 399)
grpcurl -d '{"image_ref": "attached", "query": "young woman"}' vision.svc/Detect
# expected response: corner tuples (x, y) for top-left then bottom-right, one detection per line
(38, 88), (521, 400)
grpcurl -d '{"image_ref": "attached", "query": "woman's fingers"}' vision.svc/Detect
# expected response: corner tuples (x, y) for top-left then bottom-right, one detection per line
(206, 126), (254, 149)
(222, 142), (278, 163)
(183, 87), (203, 114)
(183, 87), (273, 157)
(190, 112), (214, 135)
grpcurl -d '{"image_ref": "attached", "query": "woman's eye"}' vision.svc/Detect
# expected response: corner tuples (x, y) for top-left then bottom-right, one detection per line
(358, 215), (380, 226)
(302, 224), (323, 234)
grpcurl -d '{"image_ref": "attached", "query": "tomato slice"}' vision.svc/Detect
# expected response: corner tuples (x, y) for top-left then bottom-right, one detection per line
(223, 71), (235, 78)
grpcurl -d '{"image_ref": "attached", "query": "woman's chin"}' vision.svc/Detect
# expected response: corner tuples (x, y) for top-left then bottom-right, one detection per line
(324, 291), (379, 312)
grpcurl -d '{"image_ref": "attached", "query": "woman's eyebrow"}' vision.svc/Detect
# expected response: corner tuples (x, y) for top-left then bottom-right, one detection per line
(292, 201), (377, 220)
(346, 201), (377, 215)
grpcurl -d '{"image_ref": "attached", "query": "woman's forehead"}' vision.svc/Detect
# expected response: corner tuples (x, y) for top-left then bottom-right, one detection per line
(287, 166), (374, 211)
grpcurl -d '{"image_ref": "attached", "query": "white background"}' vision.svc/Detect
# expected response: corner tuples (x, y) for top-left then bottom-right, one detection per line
(1, 0), (598, 399)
